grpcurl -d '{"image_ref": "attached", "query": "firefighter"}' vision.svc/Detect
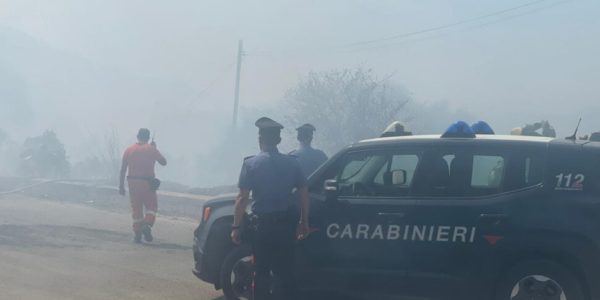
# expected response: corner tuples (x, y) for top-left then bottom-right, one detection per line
(119, 128), (167, 243)
(231, 117), (310, 300)
(289, 123), (328, 177)
(519, 121), (557, 137)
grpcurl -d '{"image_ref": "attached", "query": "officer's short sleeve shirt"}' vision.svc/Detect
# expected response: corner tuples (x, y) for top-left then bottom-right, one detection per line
(237, 151), (307, 214)
(290, 147), (328, 177)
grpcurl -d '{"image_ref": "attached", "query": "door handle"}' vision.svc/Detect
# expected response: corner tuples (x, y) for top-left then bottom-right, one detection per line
(479, 213), (509, 226)
(479, 213), (509, 219)
(377, 212), (405, 218)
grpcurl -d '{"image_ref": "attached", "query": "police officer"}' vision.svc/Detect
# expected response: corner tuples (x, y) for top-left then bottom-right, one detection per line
(231, 117), (311, 300)
(289, 123), (328, 177)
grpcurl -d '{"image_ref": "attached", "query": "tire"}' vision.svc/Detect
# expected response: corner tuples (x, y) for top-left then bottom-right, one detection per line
(221, 244), (253, 300)
(494, 260), (586, 300)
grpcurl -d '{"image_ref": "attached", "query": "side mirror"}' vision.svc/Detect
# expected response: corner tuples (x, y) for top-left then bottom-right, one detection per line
(392, 170), (407, 185)
(324, 179), (338, 191)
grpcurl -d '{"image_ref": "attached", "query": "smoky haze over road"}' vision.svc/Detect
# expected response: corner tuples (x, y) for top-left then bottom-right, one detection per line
(0, 193), (224, 300)
(1, 0), (599, 185)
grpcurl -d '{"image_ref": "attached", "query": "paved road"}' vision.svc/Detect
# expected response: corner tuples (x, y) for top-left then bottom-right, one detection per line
(0, 194), (224, 300)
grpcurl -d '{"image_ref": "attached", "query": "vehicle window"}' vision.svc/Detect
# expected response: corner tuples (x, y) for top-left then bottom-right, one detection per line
(504, 154), (544, 190)
(471, 155), (504, 188)
(414, 152), (507, 197)
(335, 151), (420, 198)
(339, 156), (371, 182)
(373, 154), (419, 186)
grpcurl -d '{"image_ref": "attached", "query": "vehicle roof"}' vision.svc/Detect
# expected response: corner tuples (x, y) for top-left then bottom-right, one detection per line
(354, 134), (600, 151)
(355, 134), (554, 148)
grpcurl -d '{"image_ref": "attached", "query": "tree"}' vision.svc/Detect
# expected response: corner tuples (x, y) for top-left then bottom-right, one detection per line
(102, 129), (121, 183)
(285, 68), (410, 154)
(19, 130), (70, 178)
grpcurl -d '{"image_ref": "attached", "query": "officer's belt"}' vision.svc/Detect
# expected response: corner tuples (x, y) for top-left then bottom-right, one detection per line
(253, 211), (292, 225)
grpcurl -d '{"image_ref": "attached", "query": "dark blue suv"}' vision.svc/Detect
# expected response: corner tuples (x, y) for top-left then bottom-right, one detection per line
(193, 134), (600, 300)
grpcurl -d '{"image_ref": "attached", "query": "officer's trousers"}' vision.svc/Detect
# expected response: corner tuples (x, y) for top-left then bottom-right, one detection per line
(251, 211), (297, 300)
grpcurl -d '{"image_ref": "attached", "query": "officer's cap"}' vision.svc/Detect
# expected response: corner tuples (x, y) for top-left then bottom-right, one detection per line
(255, 117), (283, 134)
(296, 123), (316, 133)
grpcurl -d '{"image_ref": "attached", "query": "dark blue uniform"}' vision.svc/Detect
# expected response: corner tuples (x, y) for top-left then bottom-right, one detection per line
(238, 146), (306, 300)
(238, 150), (306, 213)
(289, 146), (328, 177)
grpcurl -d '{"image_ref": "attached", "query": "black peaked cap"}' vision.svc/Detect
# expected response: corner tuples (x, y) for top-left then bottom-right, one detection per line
(255, 117), (284, 131)
(296, 123), (316, 132)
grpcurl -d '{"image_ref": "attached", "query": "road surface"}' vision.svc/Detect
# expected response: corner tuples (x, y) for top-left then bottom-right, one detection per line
(0, 194), (223, 300)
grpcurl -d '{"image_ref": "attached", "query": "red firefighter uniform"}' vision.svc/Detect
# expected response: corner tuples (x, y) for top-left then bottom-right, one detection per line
(121, 143), (167, 233)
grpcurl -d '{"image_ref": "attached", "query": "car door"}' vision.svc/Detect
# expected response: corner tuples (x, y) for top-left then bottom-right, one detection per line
(405, 143), (546, 296)
(296, 146), (422, 291)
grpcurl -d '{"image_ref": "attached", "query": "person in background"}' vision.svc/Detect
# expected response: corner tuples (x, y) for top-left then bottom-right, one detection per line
(289, 123), (328, 177)
(119, 128), (167, 243)
(518, 121), (557, 137)
(380, 121), (413, 137)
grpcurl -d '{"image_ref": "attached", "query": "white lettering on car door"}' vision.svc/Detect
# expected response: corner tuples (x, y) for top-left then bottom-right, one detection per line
(325, 224), (479, 244)
(339, 224), (353, 239)
(326, 223), (340, 238)
(453, 226), (467, 243)
(355, 224), (370, 239)
(371, 225), (384, 240)
(387, 225), (401, 240)
(436, 226), (450, 242)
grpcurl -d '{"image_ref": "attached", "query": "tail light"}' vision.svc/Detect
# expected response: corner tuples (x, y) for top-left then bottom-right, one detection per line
(202, 206), (212, 223)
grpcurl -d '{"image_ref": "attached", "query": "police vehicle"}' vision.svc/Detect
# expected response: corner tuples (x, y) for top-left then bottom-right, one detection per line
(193, 123), (600, 300)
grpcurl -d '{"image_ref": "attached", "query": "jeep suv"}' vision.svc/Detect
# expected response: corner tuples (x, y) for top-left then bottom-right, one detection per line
(193, 134), (600, 300)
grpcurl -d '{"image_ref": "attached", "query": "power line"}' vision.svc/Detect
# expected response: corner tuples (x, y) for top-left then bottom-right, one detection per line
(333, 0), (571, 55)
(339, 0), (550, 49)
(182, 61), (236, 111)
(245, 0), (564, 58)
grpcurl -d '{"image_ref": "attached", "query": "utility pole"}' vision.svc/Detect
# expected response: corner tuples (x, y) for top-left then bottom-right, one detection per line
(232, 40), (244, 128)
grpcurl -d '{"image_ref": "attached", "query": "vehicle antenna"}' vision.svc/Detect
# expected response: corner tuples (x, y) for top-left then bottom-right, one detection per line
(566, 118), (582, 141)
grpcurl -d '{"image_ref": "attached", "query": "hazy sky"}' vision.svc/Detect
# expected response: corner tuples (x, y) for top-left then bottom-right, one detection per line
(1, 0), (599, 183)
(3, 0), (599, 121)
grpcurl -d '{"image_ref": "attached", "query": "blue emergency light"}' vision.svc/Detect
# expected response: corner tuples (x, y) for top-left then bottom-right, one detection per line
(471, 121), (495, 135)
(442, 121), (476, 138)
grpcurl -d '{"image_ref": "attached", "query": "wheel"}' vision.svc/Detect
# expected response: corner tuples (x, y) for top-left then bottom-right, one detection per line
(495, 260), (586, 300)
(221, 245), (253, 300)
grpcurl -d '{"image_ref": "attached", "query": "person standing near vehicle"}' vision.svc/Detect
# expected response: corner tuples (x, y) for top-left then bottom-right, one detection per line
(231, 117), (310, 300)
(289, 123), (328, 177)
(119, 128), (167, 243)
